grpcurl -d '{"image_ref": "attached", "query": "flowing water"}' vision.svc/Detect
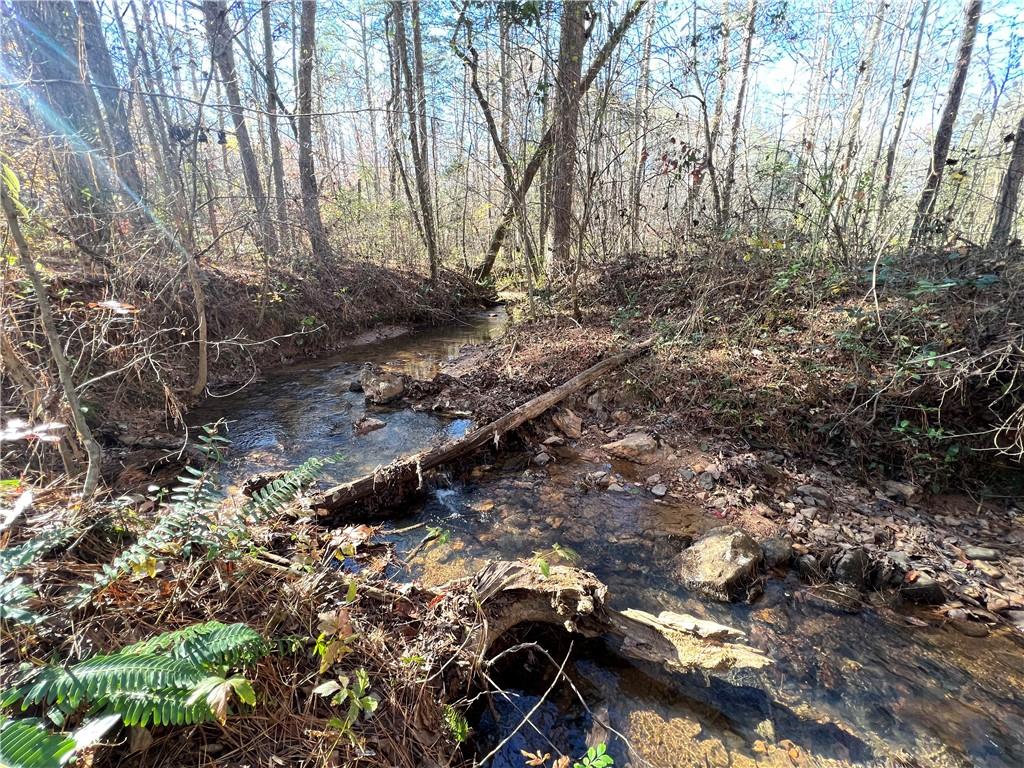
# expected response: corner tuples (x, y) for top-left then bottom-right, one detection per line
(198, 311), (1024, 768)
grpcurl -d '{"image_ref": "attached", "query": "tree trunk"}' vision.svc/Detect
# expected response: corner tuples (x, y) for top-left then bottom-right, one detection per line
(1, 181), (103, 499)
(262, 1), (291, 255)
(297, 0), (330, 261)
(910, 0), (982, 245)
(628, 3), (655, 250)
(392, 1), (439, 278)
(719, 0), (757, 227)
(359, 6), (383, 202)
(472, 0), (646, 281)
(878, 0), (930, 223)
(202, 0), (280, 263)
(548, 0), (588, 279)
(76, 0), (144, 197)
(12, 1), (112, 247)
(989, 112), (1024, 249)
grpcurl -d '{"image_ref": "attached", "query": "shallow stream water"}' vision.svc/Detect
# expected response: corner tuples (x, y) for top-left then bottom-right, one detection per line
(197, 311), (1024, 768)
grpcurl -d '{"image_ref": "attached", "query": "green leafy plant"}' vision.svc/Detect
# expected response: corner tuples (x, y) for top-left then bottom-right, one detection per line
(0, 622), (268, 766)
(312, 668), (379, 743)
(441, 703), (469, 743)
(574, 743), (613, 768)
(0, 713), (119, 768)
(532, 542), (580, 578)
(73, 427), (338, 606)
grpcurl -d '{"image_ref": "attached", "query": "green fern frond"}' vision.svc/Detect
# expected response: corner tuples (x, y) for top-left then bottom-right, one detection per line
(231, 453), (340, 532)
(0, 717), (75, 768)
(0, 578), (41, 625)
(95, 687), (212, 728)
(121, 622), (268, 668)
(10, 655), (206, 711)
(0, 529), (74, 576)
(118, 622), (222, 656)
(0, 714), (120, 768)
(174, 623), (269, 668)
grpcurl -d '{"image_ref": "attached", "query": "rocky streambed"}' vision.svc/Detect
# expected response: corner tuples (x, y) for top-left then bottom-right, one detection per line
(195, 310), (1024, 767)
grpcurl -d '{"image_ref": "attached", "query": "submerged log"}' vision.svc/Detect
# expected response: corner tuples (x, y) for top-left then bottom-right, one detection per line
(468, 560), (770, 674)
(311, 336), (656, 518)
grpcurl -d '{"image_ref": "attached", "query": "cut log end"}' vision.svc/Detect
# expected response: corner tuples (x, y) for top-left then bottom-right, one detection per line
(463, 560), (771, 676)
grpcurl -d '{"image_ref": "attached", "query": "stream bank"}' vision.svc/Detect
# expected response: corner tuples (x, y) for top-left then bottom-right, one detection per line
(185, 309), (1024, 767)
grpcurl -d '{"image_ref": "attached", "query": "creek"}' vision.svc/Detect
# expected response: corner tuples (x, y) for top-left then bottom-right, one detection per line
(196, 310), (1024, 768)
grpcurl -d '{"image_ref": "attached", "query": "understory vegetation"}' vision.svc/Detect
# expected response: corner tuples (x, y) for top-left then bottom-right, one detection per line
(1, 0), (1022, 765)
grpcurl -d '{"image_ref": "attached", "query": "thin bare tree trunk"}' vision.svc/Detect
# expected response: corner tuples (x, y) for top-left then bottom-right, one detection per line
(628, 3), (655, 250)
(910, 0), (982, 245)
(989, 112), (1024, 249)
(76, 0), (144, 197)
(878, 0), (930, 224)
(392, 0), (439, 278)
(296, 0), (329, 261)
(472, 0), (646, 281)
(719, 0), (757, 228)
(202, 0), (280, 263)
(262, 1), (291, 256)
(13, 1), (112, 247)
(359, 6), (383, 202)
(2, 182), (103, 498)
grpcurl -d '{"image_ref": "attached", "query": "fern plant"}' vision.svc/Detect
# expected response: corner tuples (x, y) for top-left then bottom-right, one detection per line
(73, 425), (337, 607)
(1, 528), (75, 626)
(0, 713), (119, 768)
(2, 621), (269, 762)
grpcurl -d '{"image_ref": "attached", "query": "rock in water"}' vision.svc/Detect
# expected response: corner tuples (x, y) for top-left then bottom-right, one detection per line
(353, 416), (386, 435)
(359, 366), (404, 404)
(680, 526), (763, 601)
(552, 408), (583, 439)
(602, 432), (658, 463)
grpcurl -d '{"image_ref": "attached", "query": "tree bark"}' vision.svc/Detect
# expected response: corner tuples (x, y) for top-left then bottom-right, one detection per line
(1, 180), (103, 499)
(295, 0), (330, 260)
(548, 0), (588, 279)
(75, 0), (144, 197)
(989, 112), (1024, 249)
(202, 0), (280, 263)
(261, 1), (291, 255)
(910, 0), (982, 245)
(12, 1), (112, 247)
(628, 2), (656, 250)
(472, 0), (647, 281)
(719, 0), (757, 227)
(392, 1), (439, 278)
(878, 0), (930, 223)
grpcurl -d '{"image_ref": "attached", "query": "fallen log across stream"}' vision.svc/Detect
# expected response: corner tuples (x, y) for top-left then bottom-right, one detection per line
(310, 335), (656, 519)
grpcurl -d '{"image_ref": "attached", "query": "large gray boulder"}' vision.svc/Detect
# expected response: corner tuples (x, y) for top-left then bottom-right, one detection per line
(680, 526), (763, 601)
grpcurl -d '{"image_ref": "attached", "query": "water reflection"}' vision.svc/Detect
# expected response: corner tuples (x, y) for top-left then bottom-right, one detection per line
(192, 309), (506, 486)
